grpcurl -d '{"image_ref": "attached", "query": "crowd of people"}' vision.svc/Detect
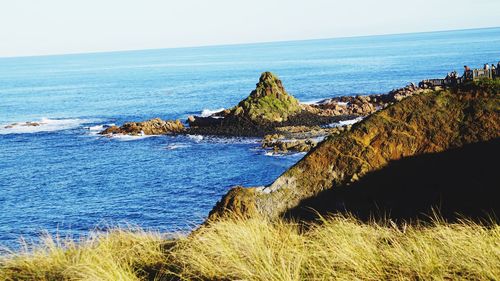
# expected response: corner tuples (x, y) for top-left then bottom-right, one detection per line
(462, 61), (500, 80)
(420, 61), (499, 88)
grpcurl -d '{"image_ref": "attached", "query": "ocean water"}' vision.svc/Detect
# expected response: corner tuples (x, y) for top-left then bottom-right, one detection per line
(1, 27), (499, 247)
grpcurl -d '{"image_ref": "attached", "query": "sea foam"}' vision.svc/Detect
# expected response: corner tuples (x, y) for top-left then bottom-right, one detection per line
(107, 134), (156, 141)
(326, 117), (364, 128)
(200, 108), (225, 117)
(0, 118), (93, 135)
(165, 143), (191, 150)
(86, 124), (115, 136)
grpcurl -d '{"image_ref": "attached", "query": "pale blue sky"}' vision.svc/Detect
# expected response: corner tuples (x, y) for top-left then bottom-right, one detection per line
(1, 0), (499, 57)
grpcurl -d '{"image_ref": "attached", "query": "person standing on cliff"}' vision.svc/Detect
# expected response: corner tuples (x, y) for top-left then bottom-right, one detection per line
(464, 65), (471, 80)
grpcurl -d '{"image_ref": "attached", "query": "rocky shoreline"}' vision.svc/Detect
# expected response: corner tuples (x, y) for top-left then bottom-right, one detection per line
(99, 118), (185, 136)
(99, 72), (427, 153)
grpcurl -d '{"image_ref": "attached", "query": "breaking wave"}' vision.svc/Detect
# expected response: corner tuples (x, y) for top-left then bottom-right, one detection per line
(0, 118), (94, 135)
(325, 117), (364, 128)
(200, 108), (225, 117)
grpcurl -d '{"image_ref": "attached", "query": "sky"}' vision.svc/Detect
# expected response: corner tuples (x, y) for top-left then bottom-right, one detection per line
(0, 0), (499, 57)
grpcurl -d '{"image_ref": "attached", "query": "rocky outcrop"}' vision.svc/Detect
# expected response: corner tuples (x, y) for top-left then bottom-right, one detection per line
(208, 85), (500, 221)
(3, 121), (41, 129)
(207, 186), (260, 219)
(189, 72), (301, 129)
(261, 134), (317, 153)
(186, 72), (418, 138)
(304, 83), (424, 118)
(233, 72), (302, 124)
(187, 72), (307, 136)
(261, 124), (354, 153)
(100, 118), (185, 135)
(303, 96), (378, 117)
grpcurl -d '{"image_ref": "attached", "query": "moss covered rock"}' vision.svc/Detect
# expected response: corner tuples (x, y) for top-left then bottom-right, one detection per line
(232, 72), (301, 124)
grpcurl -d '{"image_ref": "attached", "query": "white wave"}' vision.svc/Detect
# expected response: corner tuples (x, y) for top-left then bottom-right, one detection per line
(205, 136), (260, 144)
(106, 134), (155, 141)
(165, 143), (190, 150)
(88, 125), (105, 131)
(0, 118), (93, 135)
(337, 101), (349, 106)
(301, 99), (323, 105)
(187, 134), (204, 142)
(264, 151), (307, 157)
(86, 123), (116, 136)
(185, 134), (259, 145)
(326, 117), (364, 128)
(200, 108), (225, 117)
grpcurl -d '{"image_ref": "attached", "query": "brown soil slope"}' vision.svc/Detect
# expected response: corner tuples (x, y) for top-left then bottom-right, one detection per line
(209, 87), (500, 220)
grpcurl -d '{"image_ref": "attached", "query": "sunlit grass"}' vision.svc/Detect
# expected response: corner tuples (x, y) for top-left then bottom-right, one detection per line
(0, 228), (170, 281)
(1, 215), (499, 280)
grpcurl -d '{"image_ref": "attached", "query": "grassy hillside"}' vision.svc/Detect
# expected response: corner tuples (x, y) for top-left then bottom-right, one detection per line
(1, 216), (499, 281)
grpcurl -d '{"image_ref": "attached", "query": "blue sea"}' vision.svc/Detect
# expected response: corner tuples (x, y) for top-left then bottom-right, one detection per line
(1, 27), (499, 248)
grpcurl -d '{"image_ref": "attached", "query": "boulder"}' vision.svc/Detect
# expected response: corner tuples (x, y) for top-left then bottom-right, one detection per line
(100, 118), (184, 135)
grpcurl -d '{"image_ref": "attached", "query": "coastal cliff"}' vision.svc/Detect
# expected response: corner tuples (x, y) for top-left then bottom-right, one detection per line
(209, 81), (500, 221)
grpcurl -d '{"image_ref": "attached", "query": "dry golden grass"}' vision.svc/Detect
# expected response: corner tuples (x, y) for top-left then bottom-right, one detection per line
(0, 228), (169, 281)
(1, 216), (499, 280)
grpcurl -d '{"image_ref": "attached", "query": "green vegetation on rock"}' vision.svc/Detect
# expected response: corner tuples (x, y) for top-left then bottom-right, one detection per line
(232, 72), (301, 124)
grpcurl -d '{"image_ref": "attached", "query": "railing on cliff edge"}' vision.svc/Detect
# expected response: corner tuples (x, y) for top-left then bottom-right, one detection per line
(419, 63), (499, 88)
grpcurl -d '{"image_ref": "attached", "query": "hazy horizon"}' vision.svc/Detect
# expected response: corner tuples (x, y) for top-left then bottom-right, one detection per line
(1, 26), (499, 59)
(1, 0), (500, 58)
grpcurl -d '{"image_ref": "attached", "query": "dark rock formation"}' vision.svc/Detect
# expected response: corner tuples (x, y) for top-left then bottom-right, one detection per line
(100, 118), (185, 135)
(235, 71), (302, 124)
(4, 121), (41, 129)
(305, 83), (424, 117)
(261, 134), (316, 153)
(208, 85), (500, 221)
(187, 72), (305, 136)
(186, 72), (416, 138)
(284, 139), (500, 222)
(189, 72), (301, 126)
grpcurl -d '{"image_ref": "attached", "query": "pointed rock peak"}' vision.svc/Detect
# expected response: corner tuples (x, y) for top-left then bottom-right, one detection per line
(233, 71), (301, 123)
(251, 72), (288, 99)
(259, 71), (281, 85)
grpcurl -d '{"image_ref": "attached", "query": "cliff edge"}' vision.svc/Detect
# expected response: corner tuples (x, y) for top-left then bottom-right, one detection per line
(208, 80), (500, 221)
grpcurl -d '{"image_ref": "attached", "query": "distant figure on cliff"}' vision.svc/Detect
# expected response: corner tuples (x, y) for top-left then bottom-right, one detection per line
(463, 65), (471, 80)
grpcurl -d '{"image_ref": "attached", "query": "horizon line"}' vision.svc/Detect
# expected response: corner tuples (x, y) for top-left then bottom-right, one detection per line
(1, 25), (499, 60)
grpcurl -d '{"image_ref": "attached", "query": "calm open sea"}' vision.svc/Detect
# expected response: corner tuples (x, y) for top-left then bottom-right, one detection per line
(1, 27), (499, 247)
